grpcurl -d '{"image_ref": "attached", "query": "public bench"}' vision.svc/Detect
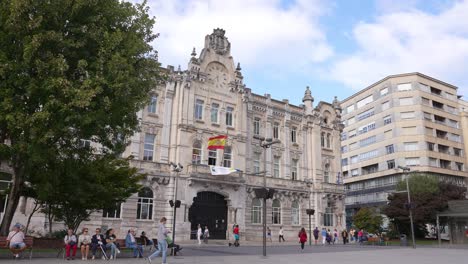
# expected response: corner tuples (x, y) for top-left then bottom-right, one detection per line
(366, 236), (388, 246)
(0, 236), (34, 259)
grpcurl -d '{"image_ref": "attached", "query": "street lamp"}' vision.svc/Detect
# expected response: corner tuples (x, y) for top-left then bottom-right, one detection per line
(169, 162), (183, 256)
(397, 165), (416, 249)
(305, 179), (315, 246)
(253, 135), (281, 257)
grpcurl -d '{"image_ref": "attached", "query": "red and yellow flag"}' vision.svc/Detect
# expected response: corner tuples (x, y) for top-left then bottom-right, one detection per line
(208, 135), (227, 150)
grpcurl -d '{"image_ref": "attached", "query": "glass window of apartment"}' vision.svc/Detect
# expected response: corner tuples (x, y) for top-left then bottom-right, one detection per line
(384, 130), (392, 139)
(399, 97), (414, 106)
(359, 149), (379, 161)
(291, 127), (297, 143)
(324, 204), (333, 226)
(143, 133), (155, 161)
(386, 144), (394, 154)
(324, 164), (330, 183)
(402, 126), (417, 135)
(448, 119), (459, 128)
(384, 115), (392, 125)
(397, 83), (412, 91)
(273, 156), (280, 178)
(272, 199), (281, 225)
(404, 142), (418, 151)
(342, 158), (348, 166)
(425, 127), (433, 136)
(137, 187), (153, 220)
(208, 150), (217, 166)
(253, 153), (261, 173)
(358, 122), (376, 134)
(253, 118), (260, 135)
(427, 142), (435, 151)
(382, 101), (390, 111)
(351, 155), (358, 164)
(456, 162), (464, 171)
(192, 141), (202, 164)
(454, 148), (462, 157)
(341, 146), (348, 153)
(440, 159), (451, 169)
(273, 122), (279, 139)
(351, 169), (359, 176)
(291, 159), (298, 180)
(321, 132), (325, 147)
(447, 105), (456, 114)
(421, 97), (430, 105)
(349, 129), (357, 138)
(341, 132), (347, 141)
(326, 133), (331, 148)
(102, 204), (121, 218)
(195, 99), (204, 120)
(291, 201), (300, 225)
(357, 108), (375, 121)
(148, 95), (157, 114)
(347, 105), (355, 114)
(211, 103), (219, 123)
(423, 112), (432, 121)
(350, 142), (358, 150)
(223, 146), (232, 167)
(380, 87), (389, 96)
(226, 106), (234, 126)
(360, 135), (377, 147)
(348, 117), (356, 125)
(419, 83), (430, 92)
(429, 158), (438, 167)
(405, 157), (420, 166)
(401, 111), (415, 119)
(450, 133), (461, 142)
(387, 159), (395, 169)
(251, 198), (262, 224)
(357, 95), (374, 109)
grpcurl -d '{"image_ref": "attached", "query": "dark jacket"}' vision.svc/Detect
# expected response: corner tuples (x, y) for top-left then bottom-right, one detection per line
(313, 228), (319, 239)
(91, 234), (106, 245)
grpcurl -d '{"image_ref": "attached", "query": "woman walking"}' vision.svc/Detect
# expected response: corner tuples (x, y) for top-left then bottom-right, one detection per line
(203, 226), (210, 244)
(313, 227), (319, 245)
(298, 228), (307, 252)
(78, 228), (91, 260)
(197, 224), (203, 245)
(333, 229), (339, 244)
(147, 217), (171, 264)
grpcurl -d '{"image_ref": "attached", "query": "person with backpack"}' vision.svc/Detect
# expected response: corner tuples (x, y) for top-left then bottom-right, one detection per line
(64, 228), (78, 260)
(298, 228), (307, 252)
(313, 227), (319, 245)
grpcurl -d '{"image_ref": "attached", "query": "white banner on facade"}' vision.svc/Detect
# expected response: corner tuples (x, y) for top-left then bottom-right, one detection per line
(209, 166), (239, 175)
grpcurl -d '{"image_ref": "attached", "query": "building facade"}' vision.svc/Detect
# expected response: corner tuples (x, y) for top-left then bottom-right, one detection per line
(8, 29), (345, 240)
(341, 73), (468, 227)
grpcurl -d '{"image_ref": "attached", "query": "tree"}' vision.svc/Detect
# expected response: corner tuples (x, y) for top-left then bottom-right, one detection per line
(0, 0), (160, 235)
(384, 174), (466, 238)
(353, 207), (383, 234)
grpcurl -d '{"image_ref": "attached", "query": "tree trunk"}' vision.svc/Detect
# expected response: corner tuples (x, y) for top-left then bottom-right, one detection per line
(24, 201), (41, 235)
(0, 166), (23, 236)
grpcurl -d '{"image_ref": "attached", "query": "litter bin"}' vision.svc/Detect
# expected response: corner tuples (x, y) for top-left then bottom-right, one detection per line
(400, 234), (408, 246)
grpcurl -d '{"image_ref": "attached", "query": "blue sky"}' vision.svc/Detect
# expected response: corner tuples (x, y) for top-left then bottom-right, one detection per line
(142, 0), (468, 105)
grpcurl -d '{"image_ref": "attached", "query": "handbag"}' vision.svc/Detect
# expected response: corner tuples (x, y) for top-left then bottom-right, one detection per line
(165, 236), (173, 244)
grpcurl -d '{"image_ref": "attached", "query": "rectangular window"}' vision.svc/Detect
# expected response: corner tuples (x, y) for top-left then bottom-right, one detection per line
(341, 132), (347, 141)
(423, 112), (432, 121)
(148, 95), (158, 113)
(422, 97), (430, 105)
(223, 147), (232, 168)
(348, 117), (356, 125)
(253, 118), (260, 135)
(102, 204), (121, 218)
(272, 204), (281, 224)
(208, 150), (217, 166)
(358, 122), (376, 134)
(350, 142), (358, 150)
(449, 133), (461, 142)
(211, 103), (219, 123)
(404, 142), (418, 151)
(386, 144), (394, 154)
(341, 158), (348, 166)
(425, 127), (433, 136)
(226, 106), (234, 126)
(427, 142), (435, 151)
(429, 158), (438, 167)
(402, 126), (417, 135)
(405, 157), (420, 166)
(456, 162), (464, 171)
(143, 134), (155, 161)
(387, 160), (395, 169)
(253, 153), (261, 173)
(351, 169), (359, 176)
(401, 111), (415, 119)
(397, 83), (412, 91)
(357, 95), (374, 109)
(357, 108), (375, 121)
(382, 101), (390, 111)
(447, 105), (456, 114)
(380, 87), (389, 96)
(251, 201), (262, 224)
(384, 115), (392, 125)
(195, 99), (204, 120)
(273, 122), (279, 139)
(359, 135), (377, 147)
(273, 157), (280, 178)
(341, 146), (348, 153)
(359, 149), (379, 161)
(419, 83), (430, 92)
(346, 105), (355, 114)
(399, 97), (414, 106)
(291, 127), (297, 143)
(454, 148), (462, 157)
(350, 155), (358, 164)
(448, 119), (459, 128)
(291, 159), (298, 180)
(349, 129), (357, 138)
(324, 207), (333, 226)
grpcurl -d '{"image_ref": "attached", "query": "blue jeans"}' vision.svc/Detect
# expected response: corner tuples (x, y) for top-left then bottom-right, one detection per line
(149, 239), (167, 263)
(106, 243), (119, 257)
(128, 244), (143, 257)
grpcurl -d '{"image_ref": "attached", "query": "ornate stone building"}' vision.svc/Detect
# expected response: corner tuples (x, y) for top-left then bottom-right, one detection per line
(9, 29), (345, 241)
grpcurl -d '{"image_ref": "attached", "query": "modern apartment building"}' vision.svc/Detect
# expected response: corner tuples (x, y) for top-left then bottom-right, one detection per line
(341, 73), (468, 226)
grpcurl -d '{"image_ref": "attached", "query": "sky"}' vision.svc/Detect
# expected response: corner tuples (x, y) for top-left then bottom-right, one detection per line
(137, 0), (468, 105)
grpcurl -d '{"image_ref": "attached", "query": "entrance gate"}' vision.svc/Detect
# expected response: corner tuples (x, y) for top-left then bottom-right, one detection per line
(188, 192), (227, 239)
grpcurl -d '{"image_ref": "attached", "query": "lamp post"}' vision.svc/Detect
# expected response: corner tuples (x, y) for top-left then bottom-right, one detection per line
(170, 162), (183, 256)
(253, 135), (281, 257)
(397, 166), (416, 249)
(305, 179), (315, 246)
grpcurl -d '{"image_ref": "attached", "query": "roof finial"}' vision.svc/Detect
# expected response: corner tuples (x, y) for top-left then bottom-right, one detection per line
(302, 86), (314, 102)
(191, 47), (197, 57)
(236, 62), (242, 71)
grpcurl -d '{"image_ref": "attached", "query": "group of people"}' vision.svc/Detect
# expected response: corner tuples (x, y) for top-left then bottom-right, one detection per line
(196, 224), (210, 244)
(296, 227), (370, 250)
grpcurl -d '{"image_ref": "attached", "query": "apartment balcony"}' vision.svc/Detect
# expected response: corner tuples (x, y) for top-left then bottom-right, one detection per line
(187, 164), (245, 187)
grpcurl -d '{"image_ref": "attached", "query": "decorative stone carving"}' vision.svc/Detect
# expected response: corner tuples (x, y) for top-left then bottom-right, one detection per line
(208, 28), (231, 55)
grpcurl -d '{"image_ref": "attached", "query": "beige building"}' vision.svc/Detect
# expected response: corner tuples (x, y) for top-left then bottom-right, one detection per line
(7, 29), (345, 240)
(341, 73), (468, 226)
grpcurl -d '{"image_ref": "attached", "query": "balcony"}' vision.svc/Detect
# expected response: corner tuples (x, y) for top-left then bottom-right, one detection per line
(432, 100), (444, 110)
(440, 159), (451, 169)
(430, 87), (442, 96)
(436, 129), (448, 140)
(438, 144), (450, 155)
(187, 164), (245, 186)
(434, 115), (446, 125)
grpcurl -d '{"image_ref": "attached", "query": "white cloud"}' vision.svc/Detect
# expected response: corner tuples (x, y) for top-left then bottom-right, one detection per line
(329, 0), (468, 96)
(141, 0), (333, 75)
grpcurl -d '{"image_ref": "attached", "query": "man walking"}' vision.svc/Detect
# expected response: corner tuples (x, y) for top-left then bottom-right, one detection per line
(278, 226), (285, 242)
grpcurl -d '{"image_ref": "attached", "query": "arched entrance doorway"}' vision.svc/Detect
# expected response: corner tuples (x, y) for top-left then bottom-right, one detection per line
(188, 191), (228, 239)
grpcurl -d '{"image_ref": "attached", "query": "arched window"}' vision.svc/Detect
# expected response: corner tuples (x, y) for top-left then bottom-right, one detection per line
(223, 146), (232, 167)
(321, 132), (325, 147)
(272, 199), (281, 224)
(192, 141), (202, 164)
(326, 133), (331, 148)
(324, 200), (334, 226)
(251, 198), (262, 224)
(137, 187), (153, 220)
(324, 164), (330, 183)
(291, 200), (300, 225)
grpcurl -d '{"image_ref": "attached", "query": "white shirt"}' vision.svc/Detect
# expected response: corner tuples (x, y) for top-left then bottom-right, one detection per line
(7, 231), (25, 244)
(197, 228), (202, 236)
(130, 233), (136, 243)
(279, 229), (284, 236)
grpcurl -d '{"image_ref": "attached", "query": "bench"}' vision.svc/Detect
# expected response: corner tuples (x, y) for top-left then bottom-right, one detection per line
(0, 236), (34, 259)
(366, 236), (388, 246)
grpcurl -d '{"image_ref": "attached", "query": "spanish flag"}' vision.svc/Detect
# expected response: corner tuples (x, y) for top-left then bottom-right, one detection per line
(207, 135), (227, 150)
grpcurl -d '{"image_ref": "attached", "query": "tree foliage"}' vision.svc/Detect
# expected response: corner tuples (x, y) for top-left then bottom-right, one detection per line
(353, 207), (383, 234)
(0, 0), (159, 234)
(384, 174), (466, 238)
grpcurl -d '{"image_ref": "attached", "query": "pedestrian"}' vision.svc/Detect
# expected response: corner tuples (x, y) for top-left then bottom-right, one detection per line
(321, 228), (327, 245)
(91, 228), (106, 260)
(333, 229), (338, 244)
(279, 226), (285, 242)
(267, 227), (272, 243)
(197, 224), (203, 245)
(341, 229), (348, 245)
(78, 227), (91, 260)
(298, 228), (307, 252)
(64, 228), (78, 260)
(313, 227), (319, 245)
(105, 228), (121, 260)
(349, 228), (355, 243)
(125, 229), (143, 258)
(147, 217), (171, 264)
(6, 223), (27, 259)
(326, 229), (332, 245)
(358, 229), (364, 245)
(354, 229), (359, 243)
(233, 225), (240, 247)
(203, 226), (210, 244)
